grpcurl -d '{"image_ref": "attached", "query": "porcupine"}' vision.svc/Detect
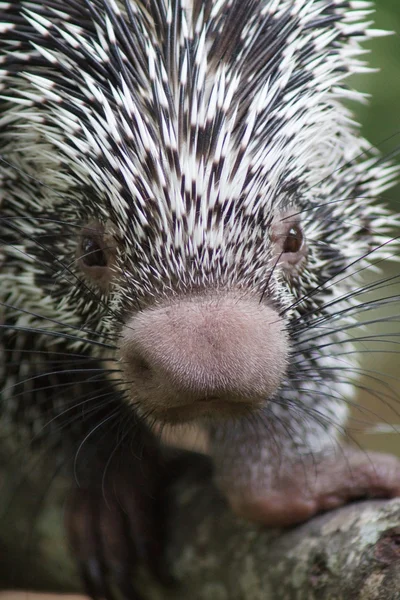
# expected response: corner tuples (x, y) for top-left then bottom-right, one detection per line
(1, 0), (400, 596)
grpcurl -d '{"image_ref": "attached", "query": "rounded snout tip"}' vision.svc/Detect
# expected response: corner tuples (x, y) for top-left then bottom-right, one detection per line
(119, 295), (288, 422)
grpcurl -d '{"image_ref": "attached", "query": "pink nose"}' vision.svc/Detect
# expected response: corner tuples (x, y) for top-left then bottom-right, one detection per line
(119, 295), (287, 422)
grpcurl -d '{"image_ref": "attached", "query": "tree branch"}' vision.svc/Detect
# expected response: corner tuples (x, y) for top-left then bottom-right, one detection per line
(147, 463), (400, 600)
(1, 457), (400, 599)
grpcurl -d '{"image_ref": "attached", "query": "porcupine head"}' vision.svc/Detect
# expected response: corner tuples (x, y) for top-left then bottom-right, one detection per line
(1, 0), (400, 527)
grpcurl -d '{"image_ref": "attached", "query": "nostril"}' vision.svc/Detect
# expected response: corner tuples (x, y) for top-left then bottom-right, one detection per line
(133, 357), (152, 378)
(198, 396), (221, 403)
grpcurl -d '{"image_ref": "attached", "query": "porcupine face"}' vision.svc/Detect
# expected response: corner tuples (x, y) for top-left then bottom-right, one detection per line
(0, 1), (396, 425)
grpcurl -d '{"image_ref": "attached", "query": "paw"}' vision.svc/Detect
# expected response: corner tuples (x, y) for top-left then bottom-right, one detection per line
(65, 453), (167, 600)
(224, 449), (400, 527)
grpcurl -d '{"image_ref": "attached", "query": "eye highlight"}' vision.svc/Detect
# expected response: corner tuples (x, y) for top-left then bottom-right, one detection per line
(79, 223), (109, 268)
(81, 235), (107, 267)
(270, 211), (307, 270)
(283, 224), (303, 254)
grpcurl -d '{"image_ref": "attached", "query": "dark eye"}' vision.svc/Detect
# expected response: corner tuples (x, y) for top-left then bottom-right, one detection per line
(81, 236), (107, 267)
(78, 221), (116, 290)
(283, 225), (303, 254)
(78, 222), (110, 270)
(270, 212), (307, 270)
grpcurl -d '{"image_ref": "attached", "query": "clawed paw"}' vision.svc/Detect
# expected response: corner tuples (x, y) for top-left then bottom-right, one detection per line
(65, 454), (167, 600)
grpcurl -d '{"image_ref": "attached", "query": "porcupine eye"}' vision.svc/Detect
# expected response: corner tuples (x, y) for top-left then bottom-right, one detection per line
(282, 224), (303, 254)
(270, 213), (307, 269)
(78, 222), (115, 288)
(81, 236), (107, 267)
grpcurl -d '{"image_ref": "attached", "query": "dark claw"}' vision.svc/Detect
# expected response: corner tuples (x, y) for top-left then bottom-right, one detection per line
(67, 485), (149, 600)
(67, 491), (116, 600)
(79, 558), (114, 600)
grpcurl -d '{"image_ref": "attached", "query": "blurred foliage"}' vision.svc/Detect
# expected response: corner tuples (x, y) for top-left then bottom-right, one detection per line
(353, 0), (400, 207)
(351, 0), (400, 455)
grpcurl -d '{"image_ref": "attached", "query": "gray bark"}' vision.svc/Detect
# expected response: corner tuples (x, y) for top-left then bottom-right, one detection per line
(1, 457), (400, 599)
(157, 471), (400, 600)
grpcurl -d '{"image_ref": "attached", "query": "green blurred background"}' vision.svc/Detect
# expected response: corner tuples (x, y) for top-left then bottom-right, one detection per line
(350, 0), (400, 456)
(358, 0), (400, 168)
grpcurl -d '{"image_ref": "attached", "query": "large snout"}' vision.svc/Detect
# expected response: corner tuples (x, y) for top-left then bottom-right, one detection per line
(119, 295), (287, 423)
